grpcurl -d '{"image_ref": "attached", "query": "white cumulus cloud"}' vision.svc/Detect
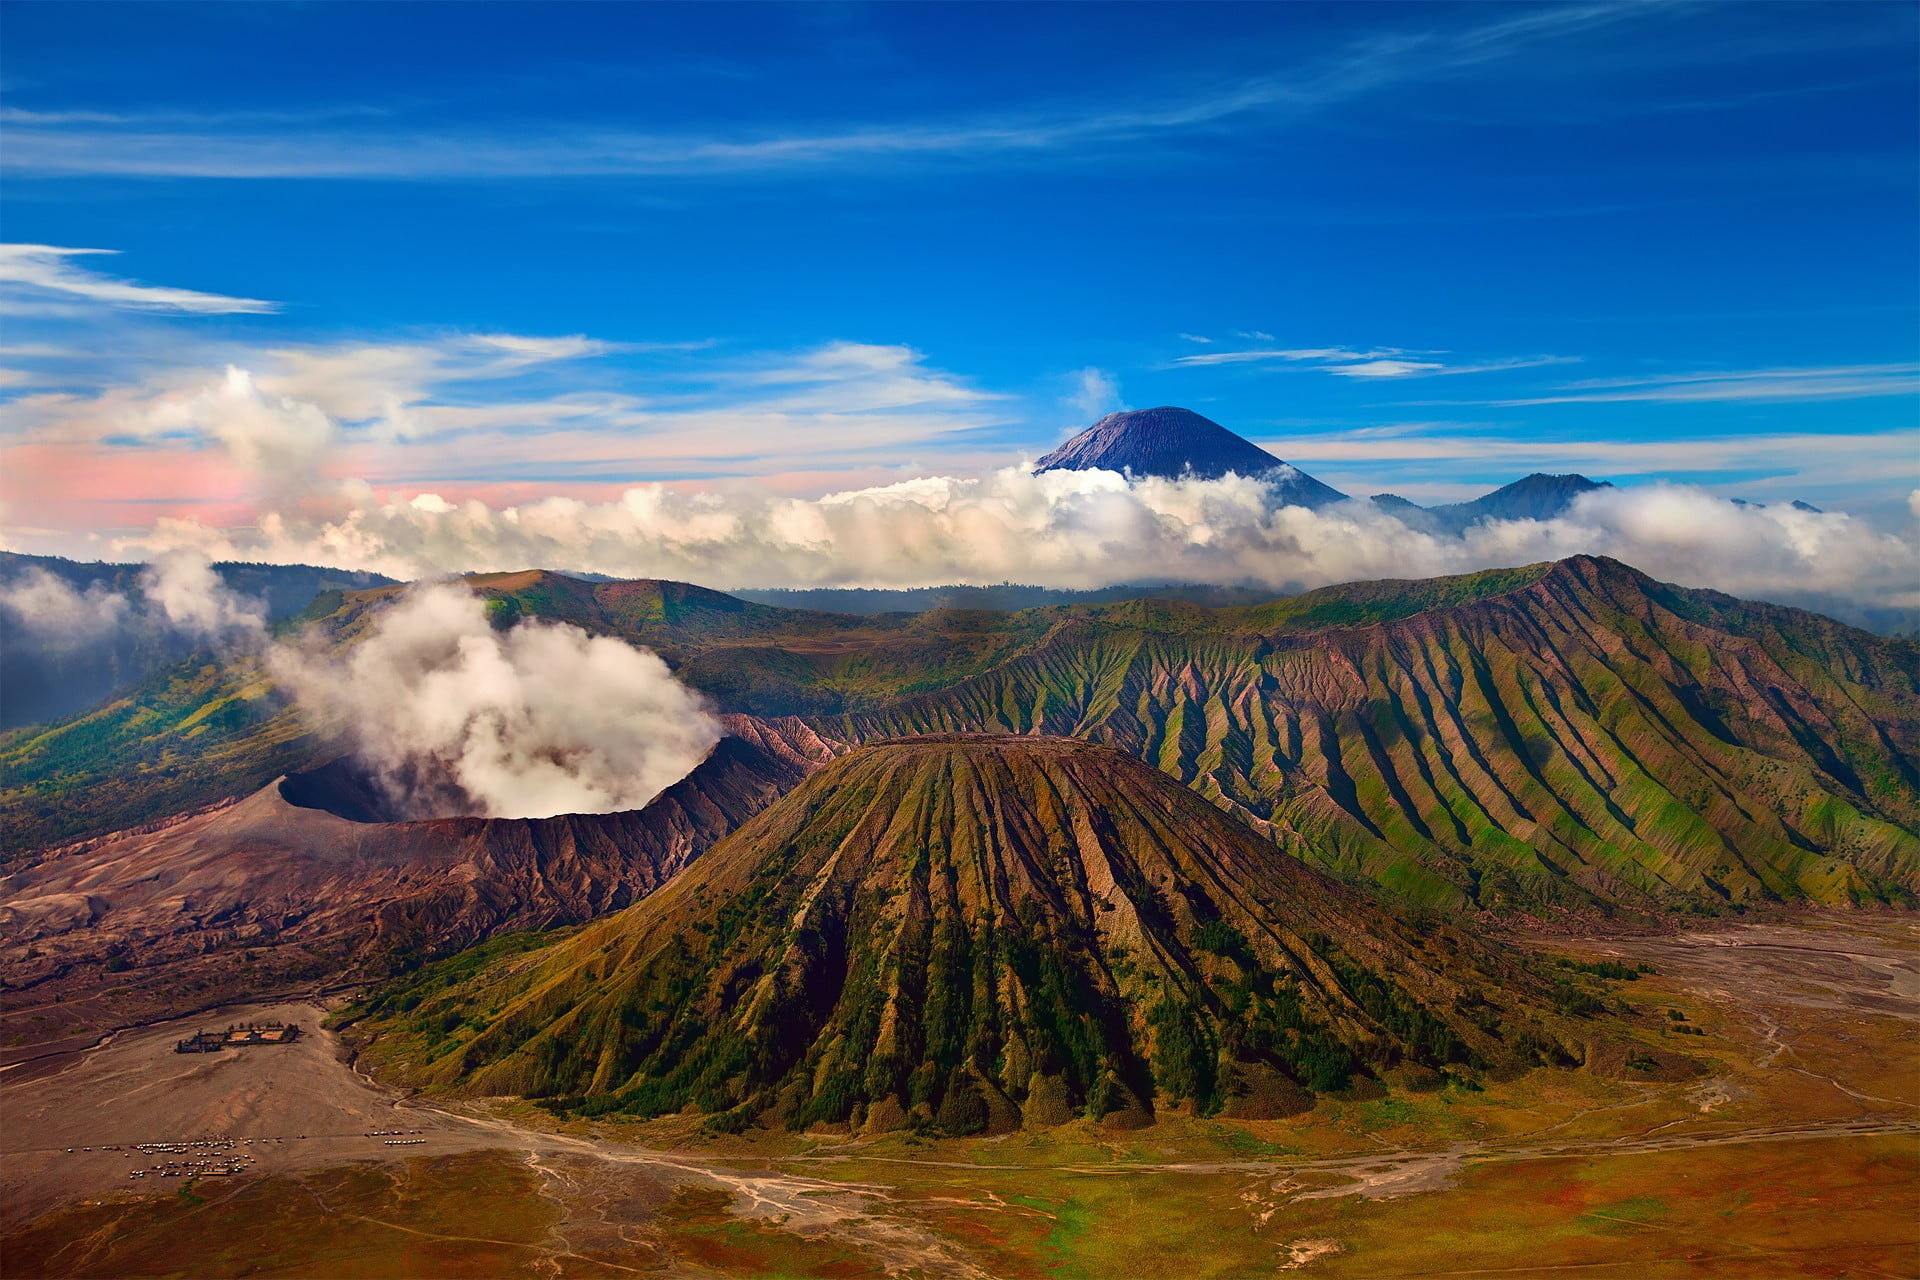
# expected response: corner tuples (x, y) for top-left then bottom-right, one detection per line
(146, 366), (341, 489)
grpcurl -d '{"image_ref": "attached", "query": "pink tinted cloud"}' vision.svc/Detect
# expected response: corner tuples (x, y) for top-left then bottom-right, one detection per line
(2, 440), (258, 530)
(2, 432), (1018, 539)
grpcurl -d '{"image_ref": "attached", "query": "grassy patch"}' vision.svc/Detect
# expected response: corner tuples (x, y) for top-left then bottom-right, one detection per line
(654, 1185), (879, 1278)
(1, 1151), (557, 1280)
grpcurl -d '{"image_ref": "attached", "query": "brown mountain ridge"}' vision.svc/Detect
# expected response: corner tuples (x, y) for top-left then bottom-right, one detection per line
(0, 717), (836, 1061)
(830, 556), (1920, 910)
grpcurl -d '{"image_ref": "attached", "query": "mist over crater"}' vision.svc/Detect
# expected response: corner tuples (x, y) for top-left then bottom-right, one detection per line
(269, 583), (721, 821)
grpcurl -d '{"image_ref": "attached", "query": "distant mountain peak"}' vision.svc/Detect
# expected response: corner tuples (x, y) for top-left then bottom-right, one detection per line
(1503, 472), (1609, 493)
(1035, 406), (1348, 507)
(1037, 406), (1280, 479)
(1370, 472), (1615, 534)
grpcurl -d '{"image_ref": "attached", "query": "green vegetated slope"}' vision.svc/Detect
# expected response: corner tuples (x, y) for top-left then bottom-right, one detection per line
(833, 557), (1920, 910)
(0, 657), (320, 852)
(348, 735), (1567, 1132)
(6, 556), (1916, 914)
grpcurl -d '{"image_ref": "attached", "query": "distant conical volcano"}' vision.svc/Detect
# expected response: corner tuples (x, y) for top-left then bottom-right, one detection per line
(1036, 406), (1349, 508)
(1372, 473), (1614, 533)
(355, 734), (1565, 1133)
(1442, 472), (1611, 524)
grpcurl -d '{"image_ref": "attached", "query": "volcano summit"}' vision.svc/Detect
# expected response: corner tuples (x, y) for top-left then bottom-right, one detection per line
(349, 734), (1565, 1133)
(1035, 406), (1349, 507)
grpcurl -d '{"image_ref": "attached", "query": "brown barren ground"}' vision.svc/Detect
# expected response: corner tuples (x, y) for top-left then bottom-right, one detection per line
(3, 912), (1915, 1278)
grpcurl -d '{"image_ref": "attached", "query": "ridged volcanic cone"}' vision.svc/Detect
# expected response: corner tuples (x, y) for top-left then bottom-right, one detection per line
(356, 734), (1569, 1132)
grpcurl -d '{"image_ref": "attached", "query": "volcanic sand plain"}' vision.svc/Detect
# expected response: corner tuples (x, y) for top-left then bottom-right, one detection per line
(3, 913), (1915, 1278)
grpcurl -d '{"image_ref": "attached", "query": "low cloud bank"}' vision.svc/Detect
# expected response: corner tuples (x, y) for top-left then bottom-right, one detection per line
(269, 585), (721, 820)
(0, 569), (130, 642)
(137, 553), (268, 643)
(19, 353), (1916, 619)
(1, 552), (264, 649)
(118, 468), (1920, 618)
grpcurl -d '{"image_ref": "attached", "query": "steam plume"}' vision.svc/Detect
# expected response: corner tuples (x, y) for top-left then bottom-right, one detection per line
(268, 584), (721, 820)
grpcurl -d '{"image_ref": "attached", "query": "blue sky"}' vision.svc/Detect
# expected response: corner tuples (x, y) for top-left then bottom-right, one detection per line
(1, 0), (1916, 551)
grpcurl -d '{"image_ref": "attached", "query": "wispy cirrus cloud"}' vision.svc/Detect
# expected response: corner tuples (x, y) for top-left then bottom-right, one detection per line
(251, 333), (650, 431)
(1322, 358), (1448, 378)
(1172, 344), (1576, 380)
(1329, 355), (1579, 379)
(1171, 346), (1396, 368)
(0, 244), (279, 315)
(1415, 363), (1920, 406)
(1255, 422), (1920, 517)
(0, 4), (1662, 181)
(10, 334), (1001, 456)
(1065, 368), (1126, 423)
(1, 330), (1016, 536)
(0, 105), (397, 127)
